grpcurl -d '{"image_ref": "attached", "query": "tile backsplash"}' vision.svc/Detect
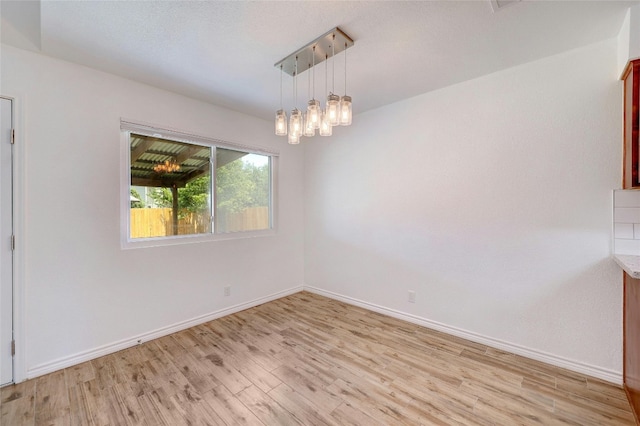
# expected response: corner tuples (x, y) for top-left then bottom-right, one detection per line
(614, 190), (640, 255)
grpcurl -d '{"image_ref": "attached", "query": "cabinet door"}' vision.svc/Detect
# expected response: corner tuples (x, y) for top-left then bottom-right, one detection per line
(624, 273), (640, 420)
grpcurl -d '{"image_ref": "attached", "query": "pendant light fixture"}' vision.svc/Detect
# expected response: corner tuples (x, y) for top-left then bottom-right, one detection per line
(288, 56), (301, 145)
(319, 54), (332, 137)
(326, 35), (341, 127)
(319, 112), (333, 136)
(275, 64), (287, 135)
(307, 46), (321, 130)
(339, 42), (352, 126)
(274, 27), (354, 144)
(289, 110), (302, 144)
(303, 58), (316, 137)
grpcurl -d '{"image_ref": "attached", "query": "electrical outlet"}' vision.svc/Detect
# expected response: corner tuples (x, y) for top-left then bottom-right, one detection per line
(224, 286), (231, 297)
(408, 290), (416, 303)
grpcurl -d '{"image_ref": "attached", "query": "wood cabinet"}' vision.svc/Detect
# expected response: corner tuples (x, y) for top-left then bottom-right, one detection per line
(623, 59), (640, 188)
(625, 272), (640, 423)
(621, 59), (640, 423)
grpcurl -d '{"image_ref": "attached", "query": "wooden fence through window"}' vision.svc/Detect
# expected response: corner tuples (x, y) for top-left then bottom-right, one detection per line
(130, 207), (269, 238)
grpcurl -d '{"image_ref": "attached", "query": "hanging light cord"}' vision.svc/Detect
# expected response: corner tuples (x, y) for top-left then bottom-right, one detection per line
(344, 42), (347, 95)
(325, 54), (328, 97)
(293, 56), (298, 108)
(280, 64), (284, 109)
(331, 34), (336, 94)
(312, 46), (316, 100)
(308, 61), (311, 100)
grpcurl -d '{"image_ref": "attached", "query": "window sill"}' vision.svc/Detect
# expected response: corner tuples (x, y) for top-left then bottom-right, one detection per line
(121, 228), (277, 250)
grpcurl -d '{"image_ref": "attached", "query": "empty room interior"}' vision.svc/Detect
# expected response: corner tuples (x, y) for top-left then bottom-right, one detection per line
(3, 0), (640, 424)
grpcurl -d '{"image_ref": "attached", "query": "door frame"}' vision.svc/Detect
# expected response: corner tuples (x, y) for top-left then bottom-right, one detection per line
(1, 95), (25, 384)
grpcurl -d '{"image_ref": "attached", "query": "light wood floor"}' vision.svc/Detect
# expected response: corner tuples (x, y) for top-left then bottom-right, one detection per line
(1, 291), (635, 425)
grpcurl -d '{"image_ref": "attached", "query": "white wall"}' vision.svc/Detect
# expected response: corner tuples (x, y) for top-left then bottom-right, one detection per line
(631, 5), (640, 62)
(618, 4), (640, 76)
(1, 45), (305, 378)
(618, 7), (631, 76)
(0, 35), (626, 383)
(304, 39), (624, 381)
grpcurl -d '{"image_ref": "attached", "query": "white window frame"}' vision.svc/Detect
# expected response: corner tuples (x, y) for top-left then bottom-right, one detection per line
(120, 120), (278, 249)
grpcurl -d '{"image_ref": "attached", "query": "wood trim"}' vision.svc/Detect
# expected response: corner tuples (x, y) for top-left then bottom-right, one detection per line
(625, 387), (640, 425)
(624, 272), (640, 423)
(623, 59), (640, 189)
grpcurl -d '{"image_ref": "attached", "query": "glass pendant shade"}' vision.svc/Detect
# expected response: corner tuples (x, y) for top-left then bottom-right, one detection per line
(288, 134), (300, 144)
(303, 111), (316, 137)
(339, 96), (352, 126)
(288, 132), (300, 144)
(289, 108), (302, 138)
(307, 99), (321, 129)
(326, 93), (340, 126)
(288, 108), (301, 144)
(275, 109), (287, 135)
(319, 111), (332, 136)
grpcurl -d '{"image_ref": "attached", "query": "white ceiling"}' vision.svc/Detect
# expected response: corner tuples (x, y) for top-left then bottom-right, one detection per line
(1, 1), (638, 120)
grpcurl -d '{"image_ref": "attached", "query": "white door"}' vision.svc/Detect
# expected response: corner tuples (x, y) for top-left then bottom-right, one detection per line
(0, 97), (13, 385)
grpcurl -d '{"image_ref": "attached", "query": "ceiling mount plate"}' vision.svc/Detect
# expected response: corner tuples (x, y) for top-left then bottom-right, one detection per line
(274, 27), (354, 77)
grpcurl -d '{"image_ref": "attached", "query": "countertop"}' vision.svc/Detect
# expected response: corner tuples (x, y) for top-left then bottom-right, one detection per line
(613, 254), (640, 279)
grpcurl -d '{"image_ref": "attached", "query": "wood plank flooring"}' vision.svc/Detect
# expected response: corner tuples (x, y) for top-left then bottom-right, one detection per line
(1, 291), (635, 425)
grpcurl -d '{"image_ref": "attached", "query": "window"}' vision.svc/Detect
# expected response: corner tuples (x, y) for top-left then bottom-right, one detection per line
(122, 122), (276, 248)
(215, 148), (271, 233)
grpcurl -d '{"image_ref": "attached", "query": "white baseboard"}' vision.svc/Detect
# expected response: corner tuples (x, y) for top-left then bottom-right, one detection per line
(304, 286), (623, 385)
(26, 285), (303, 380)
(26, 283), (622, 385)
